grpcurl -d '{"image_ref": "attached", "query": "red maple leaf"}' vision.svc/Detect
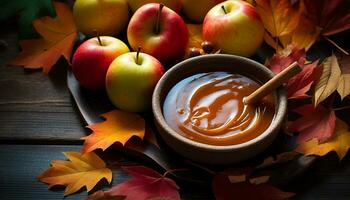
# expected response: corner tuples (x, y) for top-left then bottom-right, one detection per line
(288, 104), (336, 144)
(267, 45), (319, 99)
(303, 0), (350, 36)
(87, 166), (180, 200)
(212, 173), (294, 200)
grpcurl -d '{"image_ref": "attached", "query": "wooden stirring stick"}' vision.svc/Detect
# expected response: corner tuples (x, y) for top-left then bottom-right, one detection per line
(245, 62), (301, 105)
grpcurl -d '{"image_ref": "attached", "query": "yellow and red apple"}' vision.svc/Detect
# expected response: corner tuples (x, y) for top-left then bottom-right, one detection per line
(203, 0), (264, 57)
(127, 3), (189, 63)
(128, 0), (181, 13)
(73, 0), (129, 36)
(72, 36), (129, 90)
(106, 50), (164, 112)
(182, 0), (224, 23)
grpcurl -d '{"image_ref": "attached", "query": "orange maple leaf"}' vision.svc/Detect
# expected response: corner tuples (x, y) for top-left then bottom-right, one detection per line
(8, 2), (77, 75)
(185, 24), (204, 57)
(296, 118), (350, 160)
(82, 110), (145, 154)
(37, 151), (112, 196)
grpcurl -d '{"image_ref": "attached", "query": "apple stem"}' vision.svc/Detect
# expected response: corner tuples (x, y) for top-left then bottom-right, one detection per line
(155, 4), (164, 34)
(97, 36), (102, 46)
(221, 5), (227, 14)
(136, 46), (142, 65)
(93, 29), (103, 46)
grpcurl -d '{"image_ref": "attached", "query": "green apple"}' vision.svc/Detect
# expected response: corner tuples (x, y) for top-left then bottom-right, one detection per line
(128, 0), (181, 13)
(106, 50), (164, 112)
(73, 0), (129, 36)
(181, 0), (224, 22)
(203, 0), (264, 56)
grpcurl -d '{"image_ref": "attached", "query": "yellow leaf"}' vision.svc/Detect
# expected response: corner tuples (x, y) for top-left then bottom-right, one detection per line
(338, 74), (350, 100)
(82, 110), (145, 154)
(296, 118), (350, 160)
(255, 0), (301, 38)
(8, 2), (77, 74)
(313, 54), (341, 106)
(336, 54), (350, 100)
(37, 151), (112, 196)
(187, 24), (203, 49)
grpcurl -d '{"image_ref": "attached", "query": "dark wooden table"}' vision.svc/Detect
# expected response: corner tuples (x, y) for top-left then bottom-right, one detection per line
(1, 25), (350, 200)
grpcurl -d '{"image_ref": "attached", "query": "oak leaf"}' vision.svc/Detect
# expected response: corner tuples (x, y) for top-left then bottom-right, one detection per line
(37, 151), (112, 196)
(267, 45), (319, 99)
(87, 166), (181, 200)
(8, 2), (77, 74)
(82, 110), (145, 154)
(288, 104), (336, 144)
(296, 118), (350, 160)
(313, 54), (341, 106)
(213, 173), (294, 200)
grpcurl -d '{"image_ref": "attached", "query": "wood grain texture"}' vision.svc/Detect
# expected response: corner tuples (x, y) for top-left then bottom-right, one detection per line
(0, 26), (87, 143)
(0, 145), (214, 200)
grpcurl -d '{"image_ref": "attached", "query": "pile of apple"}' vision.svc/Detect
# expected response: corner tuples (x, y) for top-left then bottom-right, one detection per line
(71, 0), (264, 112)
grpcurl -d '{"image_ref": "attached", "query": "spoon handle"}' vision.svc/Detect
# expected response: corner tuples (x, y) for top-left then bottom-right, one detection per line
(245, 62), (301, 104)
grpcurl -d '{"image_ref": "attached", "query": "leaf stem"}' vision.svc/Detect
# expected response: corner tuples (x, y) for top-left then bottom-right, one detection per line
(163, 168), (188, 178)
(324, 36), (349, 55)
(333, 105), (350, 111)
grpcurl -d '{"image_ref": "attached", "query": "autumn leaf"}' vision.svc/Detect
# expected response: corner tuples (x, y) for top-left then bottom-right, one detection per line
(267, 45), (306, 74)
(267, 45), (319, 99)
(303, 0), (350, 36)
(256, 151), (299, 169)
(279, 16), (321, 51)
(336, 53), (350, 100)
(288, 104), (336, 144)
(37, 151), (112, 196)
(296, 118), (350, 160)
(8, 2), (77, 74)
(185, 24), (204, 57)
(255, 0), (301, 37)
(82, 110), (145, 154)
(87, 166), (181, 200)
(213, 173), (294, 200)
(313, 54), (341, 106)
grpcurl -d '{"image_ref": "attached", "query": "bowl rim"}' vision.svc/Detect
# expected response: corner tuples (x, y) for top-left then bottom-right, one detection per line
(152, 54), (287, 152)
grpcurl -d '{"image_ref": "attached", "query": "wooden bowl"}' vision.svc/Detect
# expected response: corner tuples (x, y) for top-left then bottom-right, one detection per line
(152, 54), (287, 164)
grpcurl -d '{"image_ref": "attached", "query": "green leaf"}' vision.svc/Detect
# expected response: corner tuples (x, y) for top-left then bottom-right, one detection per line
(0, 0), (55, 39)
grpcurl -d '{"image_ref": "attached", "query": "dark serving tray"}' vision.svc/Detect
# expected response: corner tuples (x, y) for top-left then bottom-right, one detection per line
(67, 55), (316, 186)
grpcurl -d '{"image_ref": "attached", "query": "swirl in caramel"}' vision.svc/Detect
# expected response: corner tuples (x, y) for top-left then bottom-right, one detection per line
(163, 72), (275, 145)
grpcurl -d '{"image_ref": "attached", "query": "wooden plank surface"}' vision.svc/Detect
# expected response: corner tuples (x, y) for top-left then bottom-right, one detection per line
(0, 145), (214, 200)
(0, 26), (87, 143)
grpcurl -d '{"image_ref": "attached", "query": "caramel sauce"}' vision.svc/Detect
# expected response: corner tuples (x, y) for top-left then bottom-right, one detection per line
(163, 72), (275, 146)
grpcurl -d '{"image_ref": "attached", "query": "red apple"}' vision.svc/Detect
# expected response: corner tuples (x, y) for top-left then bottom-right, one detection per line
(127, 3), (189, 63)
(72, 36), (129, 90)
(106, 48), (164, 112)
(203, 0), (264, 57)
